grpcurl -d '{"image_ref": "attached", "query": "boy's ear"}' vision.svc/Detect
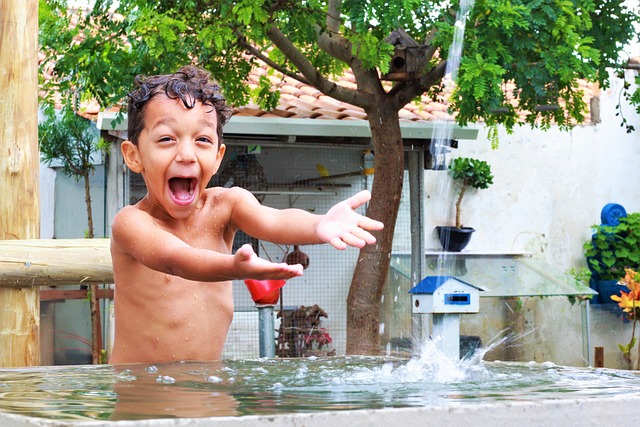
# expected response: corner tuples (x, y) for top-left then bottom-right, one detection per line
(121, 140), (143, 173)
(212, 143), (226, 174)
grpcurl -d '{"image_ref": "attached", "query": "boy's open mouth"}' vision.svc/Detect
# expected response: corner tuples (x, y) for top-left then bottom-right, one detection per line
(168, 177), (197, 204)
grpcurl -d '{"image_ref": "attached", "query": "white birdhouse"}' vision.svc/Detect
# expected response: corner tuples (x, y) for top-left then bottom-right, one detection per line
(409, 276), (486, 314)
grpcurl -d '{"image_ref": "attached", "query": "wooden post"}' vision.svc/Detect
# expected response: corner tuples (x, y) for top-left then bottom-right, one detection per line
(0, 0), (40, 367)
(594, 346), (604, 368)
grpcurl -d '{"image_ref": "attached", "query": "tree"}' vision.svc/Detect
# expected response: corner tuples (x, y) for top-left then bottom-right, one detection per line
(38, 105), (106, 239)
(38, 104), (110, 364)
(39, 0), (639, 354)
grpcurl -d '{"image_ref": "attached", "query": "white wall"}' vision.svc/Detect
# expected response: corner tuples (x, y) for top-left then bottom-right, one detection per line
(39, 164), (56, 239)
(417, 69), (640, 367)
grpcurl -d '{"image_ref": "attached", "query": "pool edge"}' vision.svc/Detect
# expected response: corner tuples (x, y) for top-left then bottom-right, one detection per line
(3, 393), (639, 427)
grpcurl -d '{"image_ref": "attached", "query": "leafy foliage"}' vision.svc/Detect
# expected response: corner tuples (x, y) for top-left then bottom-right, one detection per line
(584, 213), (640, 281)
(450, 157), (494, 190)
(38, 105), (108, 238)
(449, 157), (494, 228)
(451, 0), (638, 131)
(38, 0), (639, 131)
(38, 106), (102, 180)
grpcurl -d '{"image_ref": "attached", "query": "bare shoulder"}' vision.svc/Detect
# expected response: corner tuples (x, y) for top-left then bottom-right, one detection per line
(110, 205), (157, 251)
(112, 205), (149, 233)
(204, 186), (259, 209)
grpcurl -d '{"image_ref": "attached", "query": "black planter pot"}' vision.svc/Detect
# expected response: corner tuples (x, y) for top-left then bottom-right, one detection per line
(436, 226), (475, 252)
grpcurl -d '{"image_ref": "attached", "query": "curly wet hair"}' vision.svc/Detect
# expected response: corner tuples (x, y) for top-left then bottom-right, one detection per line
(126, 65), (233, 145)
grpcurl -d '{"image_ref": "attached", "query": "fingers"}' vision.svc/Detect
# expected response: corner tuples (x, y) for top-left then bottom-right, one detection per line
(235, 243), (256, 261)
(344, 190), (372, 209)
(329, 236), (347, 250)
(266, 264), (304, 280)
(343, 191), (384, 232)
(359, 216), (384, 232)
(352, 226), (377, 245)
(329, 228), (377, 250)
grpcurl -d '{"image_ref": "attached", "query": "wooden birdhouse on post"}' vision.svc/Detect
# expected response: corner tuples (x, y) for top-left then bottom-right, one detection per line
(381, 28), (428, 82)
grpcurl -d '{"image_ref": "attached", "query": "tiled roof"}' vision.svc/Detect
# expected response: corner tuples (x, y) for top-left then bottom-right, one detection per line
(41, 54), (597, 125)
(236, 64), (453, 122)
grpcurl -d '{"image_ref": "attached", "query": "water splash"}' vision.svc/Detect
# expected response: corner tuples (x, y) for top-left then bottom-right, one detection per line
(336, 338), (484, 386)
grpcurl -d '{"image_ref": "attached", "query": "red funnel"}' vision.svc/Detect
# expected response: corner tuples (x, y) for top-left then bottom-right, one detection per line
(244, 279), (286, 305)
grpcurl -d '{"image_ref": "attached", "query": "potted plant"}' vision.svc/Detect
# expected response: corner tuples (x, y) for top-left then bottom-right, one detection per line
(436, 157), (494, 251)
(584, 212), (640, 304)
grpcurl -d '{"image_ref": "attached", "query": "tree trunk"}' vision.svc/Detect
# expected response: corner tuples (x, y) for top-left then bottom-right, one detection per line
(0, 0), (40, 367)
(346, 103), (404, 355)
(89, 284), (103, 364)
(83, 170), (101, 362)
(455, 183), (467, 228)
(84, 171), (94, 238)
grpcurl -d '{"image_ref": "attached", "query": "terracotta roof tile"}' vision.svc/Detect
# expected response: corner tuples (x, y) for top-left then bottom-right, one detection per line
(298, 94), (319, 105)
(311, 108), (351, 120)
(286, 107), (322, 119)
(340, 108), (368, 120)
(300, 85), (323, 97)
(41, 48), (594, 125)
(261, 108), (294, 118)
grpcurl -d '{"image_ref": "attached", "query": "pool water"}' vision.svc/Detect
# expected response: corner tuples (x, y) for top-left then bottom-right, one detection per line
(2, 343), (640, 421)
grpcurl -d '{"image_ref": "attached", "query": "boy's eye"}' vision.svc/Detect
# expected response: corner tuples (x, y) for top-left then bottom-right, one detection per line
(158, 136), (174, 143)
(197, 136), (214, 144)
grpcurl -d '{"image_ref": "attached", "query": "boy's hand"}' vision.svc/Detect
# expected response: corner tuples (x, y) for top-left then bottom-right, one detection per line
(317, 190), (384, 250)
(234, 244), (304, 280)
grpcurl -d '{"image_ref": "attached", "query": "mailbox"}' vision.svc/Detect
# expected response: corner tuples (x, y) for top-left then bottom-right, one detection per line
(409, 276), (485, 314)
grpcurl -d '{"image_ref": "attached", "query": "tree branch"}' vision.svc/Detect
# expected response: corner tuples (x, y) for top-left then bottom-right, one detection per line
(265, 23), (374, 108)
(326, 0), (342, 34)
(239, 38), (312, 86)
(390, 60), (448, 106)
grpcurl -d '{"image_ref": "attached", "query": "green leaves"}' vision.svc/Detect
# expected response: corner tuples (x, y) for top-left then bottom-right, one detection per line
(349, 33), (395, 72)
(584, 213), (640, 281)
(618, 337), (636, 357)
(450, 157), (494, 190)
(38, 0), (639, 135)
(252, 76), (281, 112)
(38, 106), (105, 181)
(452, 0), (638, 130)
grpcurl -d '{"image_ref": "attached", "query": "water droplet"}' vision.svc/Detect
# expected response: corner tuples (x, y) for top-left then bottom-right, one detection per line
(156, 375), (176, 384)
(24, 261), (31, 268)
(145, 365), (158, 374)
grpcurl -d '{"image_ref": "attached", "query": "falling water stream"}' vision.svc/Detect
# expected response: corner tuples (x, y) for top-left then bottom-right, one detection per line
(431, 0), (476, 274)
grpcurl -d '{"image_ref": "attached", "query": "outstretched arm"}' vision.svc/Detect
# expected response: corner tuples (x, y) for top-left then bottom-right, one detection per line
(232, 188), (383, 249)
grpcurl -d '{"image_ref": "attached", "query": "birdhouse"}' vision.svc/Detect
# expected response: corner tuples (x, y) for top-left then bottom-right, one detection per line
(409, 276), (486, 314)
(381, 28), (428, 82)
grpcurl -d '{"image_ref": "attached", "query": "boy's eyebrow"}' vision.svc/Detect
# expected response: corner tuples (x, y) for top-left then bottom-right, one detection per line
(152, 117), (217, 130)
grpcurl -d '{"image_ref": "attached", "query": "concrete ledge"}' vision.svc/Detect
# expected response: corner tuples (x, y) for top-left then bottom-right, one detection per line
(3, 393), (640, 427)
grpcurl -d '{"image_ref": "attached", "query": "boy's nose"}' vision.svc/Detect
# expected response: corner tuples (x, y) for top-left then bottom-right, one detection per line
(176, 141), (197, 162)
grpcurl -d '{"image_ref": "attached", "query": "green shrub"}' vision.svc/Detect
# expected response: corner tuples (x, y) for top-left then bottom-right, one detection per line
(584, 212), (640, 281)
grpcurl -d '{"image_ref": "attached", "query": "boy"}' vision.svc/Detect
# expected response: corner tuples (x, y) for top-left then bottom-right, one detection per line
(109, 66), (383, 364)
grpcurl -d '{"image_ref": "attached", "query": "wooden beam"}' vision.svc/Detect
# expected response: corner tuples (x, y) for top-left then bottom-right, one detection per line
(0, 239), (113, 288)
(40, 288), (114, 301)
(0, 0), (40, 367)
